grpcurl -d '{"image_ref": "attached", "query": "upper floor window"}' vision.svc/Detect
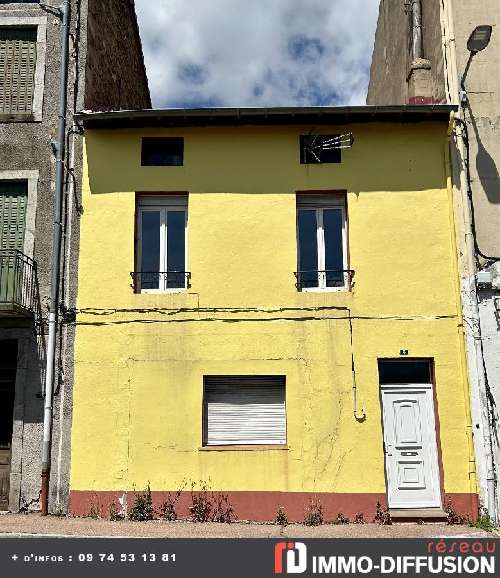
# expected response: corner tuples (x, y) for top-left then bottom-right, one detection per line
(134, 195), (188, 292)
(296, 193), (349, 291)
(0, 27), (37, 115)
(141, 137), (184, 166)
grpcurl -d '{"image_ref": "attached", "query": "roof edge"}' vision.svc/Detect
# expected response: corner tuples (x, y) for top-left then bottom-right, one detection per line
(75, 104), (457, 129)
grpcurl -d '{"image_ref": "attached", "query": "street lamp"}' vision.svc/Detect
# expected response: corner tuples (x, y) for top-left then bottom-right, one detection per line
(461, 25), (493, 100)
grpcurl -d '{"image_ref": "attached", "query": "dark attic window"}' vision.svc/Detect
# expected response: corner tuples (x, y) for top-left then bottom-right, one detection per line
(300, 134), (342, 164)
(141, 137), (184, 166)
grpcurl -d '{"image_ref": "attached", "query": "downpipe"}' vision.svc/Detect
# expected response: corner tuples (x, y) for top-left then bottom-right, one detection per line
(41, 0), (71, 516)
(411, 0), (424, 60)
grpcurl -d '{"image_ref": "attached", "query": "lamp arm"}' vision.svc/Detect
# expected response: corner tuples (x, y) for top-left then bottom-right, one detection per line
(461, 51), (475, 92)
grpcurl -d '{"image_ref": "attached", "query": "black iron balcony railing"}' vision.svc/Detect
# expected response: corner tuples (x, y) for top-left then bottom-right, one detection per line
(294, 269), (355, 291)
(0, 250), (39, 316)
(131, 271), (191, 292)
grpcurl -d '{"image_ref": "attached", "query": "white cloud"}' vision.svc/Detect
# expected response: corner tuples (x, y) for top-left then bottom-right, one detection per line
(135, 0), (380, 108)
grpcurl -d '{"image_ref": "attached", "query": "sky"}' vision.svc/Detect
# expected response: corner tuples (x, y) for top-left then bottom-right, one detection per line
(134, 0), (380, 109)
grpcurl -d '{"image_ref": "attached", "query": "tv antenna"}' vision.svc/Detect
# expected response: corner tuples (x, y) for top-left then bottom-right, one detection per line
(303, 131), (354, 163)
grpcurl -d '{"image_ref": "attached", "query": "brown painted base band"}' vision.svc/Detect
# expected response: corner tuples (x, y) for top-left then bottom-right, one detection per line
(69, 491), (479, 522)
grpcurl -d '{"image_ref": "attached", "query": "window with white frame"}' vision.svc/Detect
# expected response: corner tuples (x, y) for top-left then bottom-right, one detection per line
(135, 195), (188, 292)
(203, 376), (287, 447)
(296, 193), (349, 291)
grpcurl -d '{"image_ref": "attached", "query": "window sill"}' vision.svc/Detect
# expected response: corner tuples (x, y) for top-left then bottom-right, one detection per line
(199, 445), (288, 452)
(299, 287), (349, 293)
(137, 289), (187, 294)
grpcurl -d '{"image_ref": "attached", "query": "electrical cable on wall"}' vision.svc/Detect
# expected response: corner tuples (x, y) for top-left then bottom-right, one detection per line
(454, 90), (499, 518)
(455, 116), (500, 265)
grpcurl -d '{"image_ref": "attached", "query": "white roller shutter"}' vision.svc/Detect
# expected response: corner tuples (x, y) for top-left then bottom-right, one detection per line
(204, 376), (286, 446)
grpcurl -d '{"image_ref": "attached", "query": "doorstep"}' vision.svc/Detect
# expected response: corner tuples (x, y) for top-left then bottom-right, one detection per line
(389, 508), (447, 520)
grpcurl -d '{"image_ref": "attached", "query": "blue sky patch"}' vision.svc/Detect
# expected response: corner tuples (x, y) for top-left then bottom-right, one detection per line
(288, 35), (325, 63)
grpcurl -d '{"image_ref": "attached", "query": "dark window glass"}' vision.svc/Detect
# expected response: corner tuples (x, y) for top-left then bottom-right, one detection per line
(140, 211), (161, 289)
(378, 360), (432, 385)
(297, 209), (318, 288)
(166, 210), (185, 289)
(323, 208), (344, 287)
(300, 135), (341, 164)
(141, 137), (184, 166)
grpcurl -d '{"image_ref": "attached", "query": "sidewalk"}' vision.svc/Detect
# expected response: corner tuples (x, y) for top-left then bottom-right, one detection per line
(0, 514), (495, 538)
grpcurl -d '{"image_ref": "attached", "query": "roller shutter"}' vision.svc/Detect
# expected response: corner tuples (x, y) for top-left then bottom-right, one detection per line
(204, 376), (286, 446)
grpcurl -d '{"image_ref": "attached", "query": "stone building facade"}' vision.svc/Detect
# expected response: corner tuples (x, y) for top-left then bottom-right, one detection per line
(368, 0), (500, 520)
(0, 0), (150, 513)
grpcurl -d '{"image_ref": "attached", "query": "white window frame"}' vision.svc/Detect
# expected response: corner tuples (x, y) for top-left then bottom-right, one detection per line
(297, 194), (349, 292)
(136, 196), (188, 294)
(0, 17), (47, 121)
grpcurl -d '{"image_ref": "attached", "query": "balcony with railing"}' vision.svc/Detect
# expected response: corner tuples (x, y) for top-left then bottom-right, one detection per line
(130, 271), (191, 293)
(0, 250), (39, 317)
(294, 269), (355, 291)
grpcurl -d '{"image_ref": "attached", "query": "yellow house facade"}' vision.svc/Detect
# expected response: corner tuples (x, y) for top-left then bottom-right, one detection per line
(69, 106), (478, 521)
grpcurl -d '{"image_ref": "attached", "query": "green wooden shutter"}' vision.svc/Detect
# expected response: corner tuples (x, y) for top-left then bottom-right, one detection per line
(0, 182), (27, 251)
(0, 182), (27, 306)
(0, 27), (37, 114)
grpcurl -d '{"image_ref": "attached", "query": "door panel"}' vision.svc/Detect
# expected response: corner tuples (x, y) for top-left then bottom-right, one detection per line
(381, 386), (441, 509)
(0, 340), (17, 511)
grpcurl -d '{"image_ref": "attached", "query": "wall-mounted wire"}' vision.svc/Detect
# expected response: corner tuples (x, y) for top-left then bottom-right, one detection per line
(455, 116), (500, 265)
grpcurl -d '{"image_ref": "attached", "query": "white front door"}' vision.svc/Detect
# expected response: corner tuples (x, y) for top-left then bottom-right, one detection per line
(381, 384), (442, 509)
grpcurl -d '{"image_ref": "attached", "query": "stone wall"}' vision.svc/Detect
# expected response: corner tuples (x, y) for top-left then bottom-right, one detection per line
(449, 0), (500, 258)
(84, 0), (150, 111)
(1, 0), (150, 514)
(367, 0), (446, 105)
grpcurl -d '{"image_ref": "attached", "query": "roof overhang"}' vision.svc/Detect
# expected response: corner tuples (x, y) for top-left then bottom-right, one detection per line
(75, 105), (457, 130)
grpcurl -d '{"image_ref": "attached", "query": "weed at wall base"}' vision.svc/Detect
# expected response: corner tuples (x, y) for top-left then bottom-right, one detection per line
(354, 512), (365, 524)
(276, 506), (288, 527)
(304, 499), (324, 526)
(129, 483), (154, 522)
(109, 502), (125, 521)
(188, 480), (236, 523)
(333, 513), (350, 525)
(374, 502), (392, 525)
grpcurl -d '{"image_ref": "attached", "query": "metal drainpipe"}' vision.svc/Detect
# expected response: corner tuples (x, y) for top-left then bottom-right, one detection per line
(411, 0), (424, 60)
(41, 0), (71, 516)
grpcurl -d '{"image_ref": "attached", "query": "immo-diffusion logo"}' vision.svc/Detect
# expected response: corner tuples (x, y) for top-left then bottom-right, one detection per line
(273, 540), (496, 575)
(275, 542), (308, 574)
